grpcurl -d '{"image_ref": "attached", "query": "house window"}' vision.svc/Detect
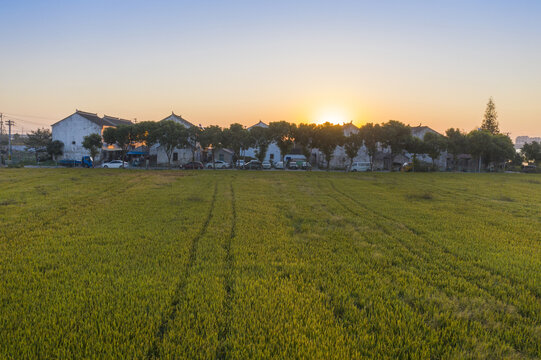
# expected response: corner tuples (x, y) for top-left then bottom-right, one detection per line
(72, 141), (76, 145)
(270, 154), (274, 160)
(173, 152), (178, 161)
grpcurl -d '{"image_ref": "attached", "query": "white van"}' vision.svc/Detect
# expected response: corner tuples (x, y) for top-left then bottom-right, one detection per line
(350, 162), (371, 172)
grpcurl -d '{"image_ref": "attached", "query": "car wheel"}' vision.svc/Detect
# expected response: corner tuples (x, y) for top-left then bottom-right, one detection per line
(103, 165), (108, 168)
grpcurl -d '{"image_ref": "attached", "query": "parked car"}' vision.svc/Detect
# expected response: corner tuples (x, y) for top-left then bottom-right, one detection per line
(262, 160), (272, 169)
(235, 160), (245, 168)
(206, 160), (230, 169)
(183, 161), (204, 169)
(288, 161), (299, 170)
(274, 161), (284, 169)
(101, 160), (127, 168)
(301, 161), (312, 170)
(242, 160), (262, 170)
(350, 162), (371, 172)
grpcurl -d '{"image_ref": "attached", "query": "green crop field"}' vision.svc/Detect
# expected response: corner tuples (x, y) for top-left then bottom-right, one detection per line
(0, 169), (540, 359)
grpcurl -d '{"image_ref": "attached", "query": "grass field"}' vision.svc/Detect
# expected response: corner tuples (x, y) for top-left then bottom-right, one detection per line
(0, 169), (540, 359)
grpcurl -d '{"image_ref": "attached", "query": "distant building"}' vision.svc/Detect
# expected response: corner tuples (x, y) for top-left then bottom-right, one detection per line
(243, 121), (281, 163)
(149, 112), (200, 166)
(51, 110), (132, 161)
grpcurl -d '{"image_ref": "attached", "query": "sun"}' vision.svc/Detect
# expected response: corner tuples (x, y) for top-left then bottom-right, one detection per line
(313, 107), (350, 125)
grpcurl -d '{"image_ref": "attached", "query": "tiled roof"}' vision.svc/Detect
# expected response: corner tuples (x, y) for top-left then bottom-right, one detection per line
(52, 110), (133, 127)
(160, 112), (195, 128)
(248, 121), (268, 129)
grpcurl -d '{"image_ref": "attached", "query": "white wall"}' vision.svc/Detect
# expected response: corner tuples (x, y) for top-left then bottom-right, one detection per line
(244, 142), (281, 162)
(52, 114), (102, 160)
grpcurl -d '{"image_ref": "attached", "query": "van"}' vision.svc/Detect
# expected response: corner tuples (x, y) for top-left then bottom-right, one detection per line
(350, 162), (371, 172)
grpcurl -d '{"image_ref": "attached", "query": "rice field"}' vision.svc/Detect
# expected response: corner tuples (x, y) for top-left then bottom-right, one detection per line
(0, 169), (540, 359)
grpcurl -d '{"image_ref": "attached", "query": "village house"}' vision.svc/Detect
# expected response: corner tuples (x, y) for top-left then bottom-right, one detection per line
(51, 110), (132, 161)
(149, 112), (201, 166)
(243, 121), (281, 163)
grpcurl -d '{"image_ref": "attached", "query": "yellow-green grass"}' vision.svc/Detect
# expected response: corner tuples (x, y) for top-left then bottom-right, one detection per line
(0, 169), (539, 359)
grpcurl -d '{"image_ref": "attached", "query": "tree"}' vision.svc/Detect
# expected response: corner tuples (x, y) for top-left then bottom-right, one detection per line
(103, 125), (136, 163)
(343, 131), (363, 171)
(489, 134), (515, 169)
(269, 121), (296, 167)
(467, 130), (493, 172)
(481, 97), (499, 135)
(445, 128), (468, 170)
(24, 128), (52, 162)
(357, 123), (382, 171)
(200, 125), (223, 169)
(294, 123), (317, 161)
(423, 132), (447, 170)
(521, 141), (541, 164)
(47, 140), (64, 163)
(133, 121), (158, 152)
(405, 136), (427, 172)
(222, 123), (249, 166)
(82, 133), (103, 161)
(186, 126), (201, 162)
(381, 120), (412, 171)
(150, 121), (187, 168)
(313, 122), (345, 170)
(249, 126), (272, 163)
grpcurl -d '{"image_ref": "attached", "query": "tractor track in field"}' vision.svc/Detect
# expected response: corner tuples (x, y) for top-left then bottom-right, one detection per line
(146, 182), (218, 359)
(328, 179), (541, 301)
(216, 182), (236, 360)
(324, 179), (540, 355)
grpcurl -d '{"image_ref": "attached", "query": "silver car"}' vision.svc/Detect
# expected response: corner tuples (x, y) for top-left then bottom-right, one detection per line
(102, 160), (128, 168)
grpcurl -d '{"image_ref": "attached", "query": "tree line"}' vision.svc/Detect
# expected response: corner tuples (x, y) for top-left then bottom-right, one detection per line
(15, 98), (540, 170)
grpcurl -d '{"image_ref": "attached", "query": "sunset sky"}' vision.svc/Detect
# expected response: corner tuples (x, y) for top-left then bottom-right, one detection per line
(1, 0), (540, 138)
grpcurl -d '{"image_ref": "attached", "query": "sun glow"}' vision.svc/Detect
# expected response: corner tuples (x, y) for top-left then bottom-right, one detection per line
(313, 107), (351, 125)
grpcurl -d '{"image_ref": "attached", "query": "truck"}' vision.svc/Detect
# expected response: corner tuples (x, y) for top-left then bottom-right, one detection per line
(58, 156), (93, 168)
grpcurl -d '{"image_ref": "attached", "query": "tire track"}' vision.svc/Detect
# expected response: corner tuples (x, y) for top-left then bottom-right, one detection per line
(216, 182), (236, 360)
(146, 182), (218, 359)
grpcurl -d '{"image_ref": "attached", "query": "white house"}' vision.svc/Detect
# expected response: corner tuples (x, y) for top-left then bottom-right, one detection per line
(149, 112), (200, 166)
(243, 121), (281, 162)
(51, 110), (132, 161)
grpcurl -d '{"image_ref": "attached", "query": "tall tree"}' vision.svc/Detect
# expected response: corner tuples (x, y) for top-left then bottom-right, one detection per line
(82, 133), (103, 161)
(467, 130), (493, 172)
(222, 123), (249, 165)
(133, 121), (158, 153)
(521, 141), (541, 164)
(423, 132), (447, 170)
(269, 121), (296, 167)
(357, 123), (382, 171)
(200, 125), (223, 169)
(47, 140), (64, 164)
(103, 124), (136, 163)
(481, 97), (499, 135)
(294, 123), (317, 161)
(405, 136), (427, 172)
(381, 120), (412, 171)
(313, 122), (345, 170)
(249, 126), (272, 163)
(24, 128), (52, 162)
(445, 128), (468, 171)
(489, 134), (515, 169)
(150, 120), (187, 168)
(343, 131), (363, 171)
(186, 126), (201, 162)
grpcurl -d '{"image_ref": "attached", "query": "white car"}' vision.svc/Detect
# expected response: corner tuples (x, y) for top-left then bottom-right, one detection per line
(206, 160), (230, 169)
(262, 161), (272, 169)
(274, 161), (284, 169)
(350, 162), (371, 172)
(102, 160), (128, 168)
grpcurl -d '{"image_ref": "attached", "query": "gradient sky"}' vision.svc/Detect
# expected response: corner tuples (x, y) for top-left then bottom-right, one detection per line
(1, 0), (540, 138)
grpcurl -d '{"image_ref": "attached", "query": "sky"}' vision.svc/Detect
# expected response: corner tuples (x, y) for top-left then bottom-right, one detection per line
(1, 0), (540, 139)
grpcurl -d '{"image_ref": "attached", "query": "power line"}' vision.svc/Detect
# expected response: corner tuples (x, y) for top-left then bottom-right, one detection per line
(6, 120), (15, 161)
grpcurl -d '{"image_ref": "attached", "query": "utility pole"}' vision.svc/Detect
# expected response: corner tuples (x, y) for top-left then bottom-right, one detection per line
(7, 120), (14, 161)
(0, 113), (4, 136)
